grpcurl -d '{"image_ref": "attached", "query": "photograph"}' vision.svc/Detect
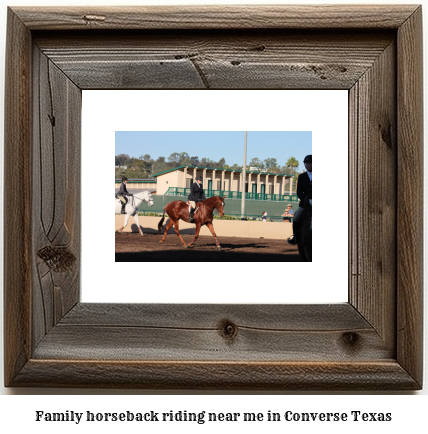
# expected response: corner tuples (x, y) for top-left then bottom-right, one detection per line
(114, 131), (312, 262)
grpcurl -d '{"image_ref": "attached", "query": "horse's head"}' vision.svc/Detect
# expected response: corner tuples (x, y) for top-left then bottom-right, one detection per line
(215, 196), (225, 217)
(146, 191), (154, 207)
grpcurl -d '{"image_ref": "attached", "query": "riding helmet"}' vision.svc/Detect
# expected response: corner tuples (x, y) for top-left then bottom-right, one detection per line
(122, 176), (128, 182)
(303, 155), (312, 163)
(196, 175), (203, 181)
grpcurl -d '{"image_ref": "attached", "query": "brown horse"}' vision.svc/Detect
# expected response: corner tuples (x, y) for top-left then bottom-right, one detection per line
(158, 196), (225, 250)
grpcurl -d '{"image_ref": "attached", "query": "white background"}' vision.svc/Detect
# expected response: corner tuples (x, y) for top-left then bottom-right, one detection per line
(82, 89), (348, 304)
(0, 0), (426, 426)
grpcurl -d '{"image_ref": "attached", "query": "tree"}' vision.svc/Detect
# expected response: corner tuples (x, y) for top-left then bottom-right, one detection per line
(264, 157), (278, 169)
(167, 152), (181, 164)
(268, 166), (281, 174)
(117, 167), (126, 179)
(122, 158), (151, 178)
(145, 160), (153, 173)
(217, 157), (226, 168)
(249, 157), (263, 168)
(139, 154), (151, 162)
(280, 165), (293, 175)
(286, 156), (299, 174)
(129, 159), (146, 170)
(115, 154), (130, 166)
(200, 157), (213, 167)
(151, 156), (168, 175)
(190, 156), (199, 166)
(178, 152), (190, 165)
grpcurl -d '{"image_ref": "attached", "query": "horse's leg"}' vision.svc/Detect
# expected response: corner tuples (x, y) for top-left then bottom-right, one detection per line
(188, 224), (201, 248)
(133, 213), (143, 236)
(206, 222), (221, 250)
(159, 219), (174, 244)
(117, 212), (131, 233)
(172, 219), (188, 247)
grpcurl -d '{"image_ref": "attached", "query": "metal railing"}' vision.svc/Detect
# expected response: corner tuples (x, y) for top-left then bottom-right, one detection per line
(130, 210), (292, 222)
(165, 187), (298, 202)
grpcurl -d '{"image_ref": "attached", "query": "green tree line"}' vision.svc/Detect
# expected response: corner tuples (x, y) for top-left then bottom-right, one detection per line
(115, 152), (301, 180)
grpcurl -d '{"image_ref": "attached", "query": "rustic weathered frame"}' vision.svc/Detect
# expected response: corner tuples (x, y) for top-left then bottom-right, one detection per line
(4, 5), (423, 389)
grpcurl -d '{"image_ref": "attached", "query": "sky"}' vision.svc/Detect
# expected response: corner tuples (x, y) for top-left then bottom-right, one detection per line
(115, 131), (312, 171)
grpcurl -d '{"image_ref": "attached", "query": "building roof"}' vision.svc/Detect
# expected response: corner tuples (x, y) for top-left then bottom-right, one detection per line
(152, 165), (292, 178)
(115, 179), (157, 183)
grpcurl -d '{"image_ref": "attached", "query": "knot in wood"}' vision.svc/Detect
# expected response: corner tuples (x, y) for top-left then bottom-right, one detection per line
(341, 332), (361, 350)
(37, 245), (76, 272)
(378, 123), (393, 149)
(219, 320), (238, 340)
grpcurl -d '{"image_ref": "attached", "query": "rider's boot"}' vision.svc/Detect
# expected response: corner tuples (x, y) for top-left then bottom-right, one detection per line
(287, 221), (298, 245)
(189, 207), (195, 223)
(121, 203), (126, 214)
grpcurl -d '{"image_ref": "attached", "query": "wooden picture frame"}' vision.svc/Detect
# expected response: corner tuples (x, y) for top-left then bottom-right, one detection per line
(4, 5), (423, 389)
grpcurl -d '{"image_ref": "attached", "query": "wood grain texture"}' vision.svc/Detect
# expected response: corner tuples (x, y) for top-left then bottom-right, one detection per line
(60, 303), (369, 329)
(32, 47), (81, 348)
(349, 39), (397, 351)
(3, 8), (32, 388)
(12, 361), (419, 390)
(396, 6), (423, 387)
(34, 31), (393, 90)
(32, 304), (391, 362)
(4, 6), (423, 390)
(11, 5), (419, 30)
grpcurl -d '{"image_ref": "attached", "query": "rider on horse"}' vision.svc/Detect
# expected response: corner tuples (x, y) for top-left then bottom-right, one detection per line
(188, 174), (206, 223)
(117, 176), (133, 214)
(287, 154), (312, 246)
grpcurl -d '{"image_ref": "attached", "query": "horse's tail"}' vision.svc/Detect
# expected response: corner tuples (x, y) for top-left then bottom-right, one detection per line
(158, 206), (167, 234)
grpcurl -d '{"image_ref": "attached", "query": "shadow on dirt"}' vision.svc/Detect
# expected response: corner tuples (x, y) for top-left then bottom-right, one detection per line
(116, 249), (301, 262)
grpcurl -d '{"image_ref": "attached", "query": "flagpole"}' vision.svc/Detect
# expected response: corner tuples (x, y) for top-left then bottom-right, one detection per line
(241, 131), (247, 220)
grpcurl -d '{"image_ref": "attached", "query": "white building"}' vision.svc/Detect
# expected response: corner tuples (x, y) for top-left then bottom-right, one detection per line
(152, 165), (293, 196)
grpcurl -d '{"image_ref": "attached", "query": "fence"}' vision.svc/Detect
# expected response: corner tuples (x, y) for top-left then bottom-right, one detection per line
(132, 194), (299, 218)
(165, 187), (298, 202)
(136, 210), (291, 222)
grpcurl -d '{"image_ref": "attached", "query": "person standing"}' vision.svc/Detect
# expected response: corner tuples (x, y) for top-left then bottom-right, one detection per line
(187, 175), (206, 223)
(287, 155), (312, 245)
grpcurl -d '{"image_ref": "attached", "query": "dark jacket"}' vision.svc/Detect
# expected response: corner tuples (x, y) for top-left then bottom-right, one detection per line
(297, 172), (311, 208)
(188, 182), (206, 202)
(118, 182), (130, 197)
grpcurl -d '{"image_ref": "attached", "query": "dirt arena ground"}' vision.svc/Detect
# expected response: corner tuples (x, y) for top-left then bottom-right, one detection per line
(115, 232), (301, 262)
